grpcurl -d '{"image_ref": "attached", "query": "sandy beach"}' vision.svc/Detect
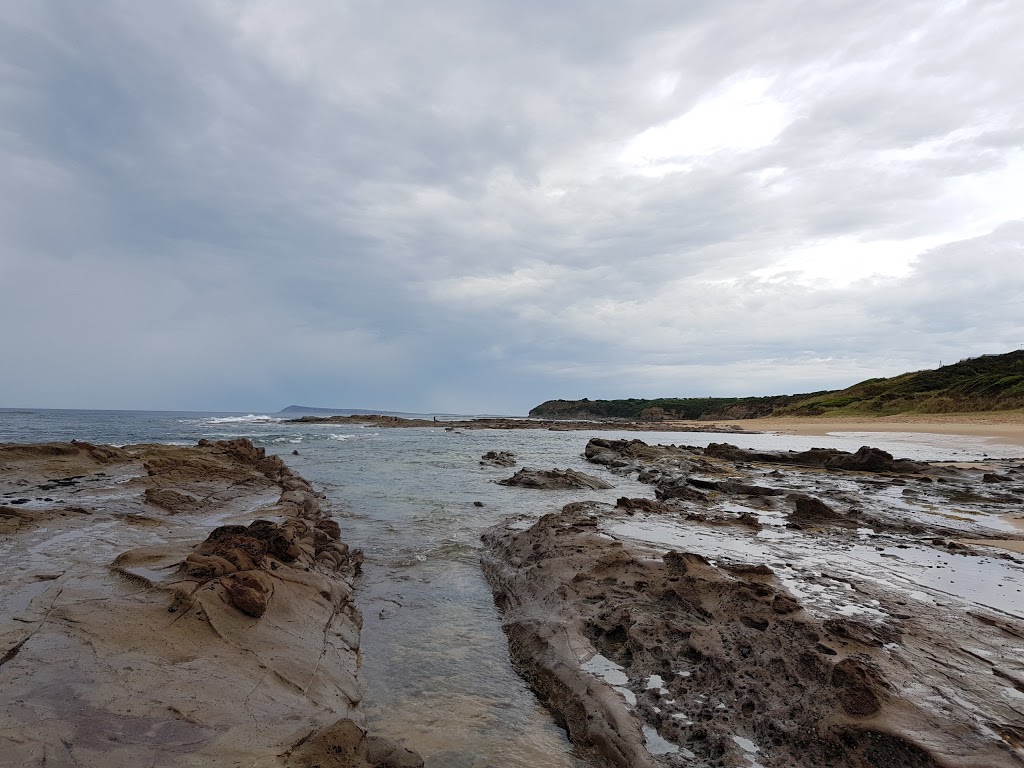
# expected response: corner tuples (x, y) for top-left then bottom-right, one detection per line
(291, 411), (1024, 449)
(700, 412), (1024, 447)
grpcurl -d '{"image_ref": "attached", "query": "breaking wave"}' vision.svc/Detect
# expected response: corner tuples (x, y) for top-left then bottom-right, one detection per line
(206, 414), (282, 424)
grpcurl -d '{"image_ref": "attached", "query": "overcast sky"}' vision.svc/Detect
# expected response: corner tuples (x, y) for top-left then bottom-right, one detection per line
(2, 1), (1022, 414)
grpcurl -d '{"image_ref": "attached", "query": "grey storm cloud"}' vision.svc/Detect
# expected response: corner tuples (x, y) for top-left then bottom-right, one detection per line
(1, 0), (1022, 412)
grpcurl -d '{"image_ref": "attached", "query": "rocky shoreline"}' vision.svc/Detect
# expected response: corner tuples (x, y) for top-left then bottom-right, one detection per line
(483, 439), (1024, 767)
(7, 432), (1024, 767)
(287, 414), (752, 434)
(0, 438), (421, 767)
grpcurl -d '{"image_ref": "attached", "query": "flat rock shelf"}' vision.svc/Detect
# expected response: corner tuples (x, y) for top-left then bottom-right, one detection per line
(0, 438), (421, 768)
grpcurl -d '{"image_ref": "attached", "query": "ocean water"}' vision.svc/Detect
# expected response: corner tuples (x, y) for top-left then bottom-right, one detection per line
(1, 408), (1020, 766)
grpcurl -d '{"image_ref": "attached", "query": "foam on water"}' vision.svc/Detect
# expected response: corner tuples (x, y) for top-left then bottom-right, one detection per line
(205, 414), (282, 424)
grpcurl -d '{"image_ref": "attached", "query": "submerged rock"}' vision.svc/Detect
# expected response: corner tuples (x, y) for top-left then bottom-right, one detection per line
(287, 718), (424, 768)
(479, 450), (517, 467)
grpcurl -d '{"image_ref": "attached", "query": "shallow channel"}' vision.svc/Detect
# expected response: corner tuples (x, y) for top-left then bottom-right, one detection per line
(281, 427), (651, 767)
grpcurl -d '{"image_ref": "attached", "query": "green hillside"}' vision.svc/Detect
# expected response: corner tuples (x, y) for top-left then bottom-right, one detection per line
(529, 393), (826, 421)
(775, 350), (1024, 417)
(529, 351), (1024, 420)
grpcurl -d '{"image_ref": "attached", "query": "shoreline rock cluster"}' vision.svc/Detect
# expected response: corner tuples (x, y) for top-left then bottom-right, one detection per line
(0, 438), (421, 767)
(483, 438), (1024, 767)
(288, 413), (751, 434)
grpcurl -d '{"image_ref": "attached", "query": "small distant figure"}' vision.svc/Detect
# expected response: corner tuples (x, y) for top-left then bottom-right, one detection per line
(292, 449), (299, 456)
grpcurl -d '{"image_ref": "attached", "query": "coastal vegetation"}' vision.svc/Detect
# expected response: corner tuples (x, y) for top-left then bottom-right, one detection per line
(529, 350), (1024, 420)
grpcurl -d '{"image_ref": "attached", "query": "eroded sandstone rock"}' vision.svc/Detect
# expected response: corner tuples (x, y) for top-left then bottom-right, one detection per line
(143, 487), (199, 513)
(0, 438), (416, 768)
(482, 505), (1015, 768)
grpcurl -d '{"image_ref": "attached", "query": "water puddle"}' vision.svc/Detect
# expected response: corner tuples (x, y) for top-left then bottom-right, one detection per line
(607, 514), (1024, 620)
(643, 724), (686, 757)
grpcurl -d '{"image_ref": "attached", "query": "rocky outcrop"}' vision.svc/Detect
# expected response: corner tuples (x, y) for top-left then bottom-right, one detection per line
(582, 438), (1021, 538)
(824, 445), (927, 473)
(497, 467), (614, 490)
(289, 414), (750, 434)
(704, 442), (928, 474)
(654, 481), (708, 502)
(787, 493), (857, 529)
(615, 497), (676, 515)
(585, 438), (699, 467)
(483, 501), (1024, 768)
(484, 434), (1024, 764)
(0, 438), (415, 768)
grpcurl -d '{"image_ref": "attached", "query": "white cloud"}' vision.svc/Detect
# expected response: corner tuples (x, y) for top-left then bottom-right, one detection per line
(750, 236), (939, 286)
(620, 76), (790, 177)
